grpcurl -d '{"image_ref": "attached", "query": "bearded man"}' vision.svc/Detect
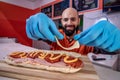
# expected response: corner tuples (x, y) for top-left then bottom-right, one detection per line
(50, 8), (93, 55)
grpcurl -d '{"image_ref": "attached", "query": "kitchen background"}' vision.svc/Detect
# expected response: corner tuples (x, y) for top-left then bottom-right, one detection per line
(0, 0), (120, 80)
(0, 0), (120, 48)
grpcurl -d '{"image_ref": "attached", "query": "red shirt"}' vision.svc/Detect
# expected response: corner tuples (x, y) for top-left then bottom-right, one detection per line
(50, 29), (93, 55)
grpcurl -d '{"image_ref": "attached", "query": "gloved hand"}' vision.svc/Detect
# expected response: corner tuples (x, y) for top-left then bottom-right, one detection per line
(74, 20), (120, 52)
(26, 13), (64, 41)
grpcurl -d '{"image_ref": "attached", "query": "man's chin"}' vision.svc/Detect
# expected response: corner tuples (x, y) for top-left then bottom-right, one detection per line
(65, 31), (74, 36)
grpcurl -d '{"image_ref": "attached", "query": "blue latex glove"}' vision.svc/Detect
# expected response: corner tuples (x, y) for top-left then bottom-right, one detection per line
(74, 20), (120, 52)
(26, 13), (64, 41)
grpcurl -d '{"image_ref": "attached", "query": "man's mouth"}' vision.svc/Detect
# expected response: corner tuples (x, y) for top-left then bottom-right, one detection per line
(65, 25), (75, 30)
(63, 25), (76, 36)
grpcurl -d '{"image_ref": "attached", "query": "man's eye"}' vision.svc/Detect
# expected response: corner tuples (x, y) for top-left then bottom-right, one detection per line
(63, 18), (68, 22)
(71, 18), (76, 21)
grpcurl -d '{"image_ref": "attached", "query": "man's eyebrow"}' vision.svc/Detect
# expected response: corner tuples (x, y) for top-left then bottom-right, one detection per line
(62, 18), (68, 19)
(62, 17), (76, 19)
(70, 17), (76, 19)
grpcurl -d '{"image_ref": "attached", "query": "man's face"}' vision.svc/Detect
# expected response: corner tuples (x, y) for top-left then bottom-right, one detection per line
(61, 8), (80, 36)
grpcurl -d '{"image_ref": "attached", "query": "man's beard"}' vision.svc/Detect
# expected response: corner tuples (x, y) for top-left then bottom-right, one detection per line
(63, 25), (79, 36)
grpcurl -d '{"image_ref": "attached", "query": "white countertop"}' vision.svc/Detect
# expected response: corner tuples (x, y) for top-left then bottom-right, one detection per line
(0, 42), (120, 80)
(0, 43), (38, 61)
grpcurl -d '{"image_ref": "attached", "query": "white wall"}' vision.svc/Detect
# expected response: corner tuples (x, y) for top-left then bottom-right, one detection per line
(83, 10), (120, 30)
(0, 0), (55, 9)
(0, 0), (34, 9)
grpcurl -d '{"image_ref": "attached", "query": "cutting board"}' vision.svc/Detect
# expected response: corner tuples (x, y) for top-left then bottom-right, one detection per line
(0, 56), (99, 80)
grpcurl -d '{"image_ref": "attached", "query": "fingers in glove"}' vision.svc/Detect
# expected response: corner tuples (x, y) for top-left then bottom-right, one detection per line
(48, 18), (64, 40)
(26, 18), (38, 40)
(75, 24), (103, 45)
(29, 17), (41, 39)
(37, 17), (55, 42)
(105, 34), (120, 52)
(32, 17), (46, 40)
(74, 21), (109, 45)
(86, 29), (110, 46)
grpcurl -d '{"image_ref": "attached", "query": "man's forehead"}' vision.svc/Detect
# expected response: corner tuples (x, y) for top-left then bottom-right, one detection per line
(62, 13), (78, 20)
(62, 17), (76, 20)
(62, 8), (78, 18)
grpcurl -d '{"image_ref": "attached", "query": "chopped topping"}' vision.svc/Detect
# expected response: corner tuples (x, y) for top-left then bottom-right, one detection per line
(10, 52), (27, 58)
(66, 59), (83, 68)
(49, 53), (62, 60)
(44, 53), (62, 63)
(27, 52), (39, 59)
(63, 55), (78, 63)
(38, 52), (48, 59)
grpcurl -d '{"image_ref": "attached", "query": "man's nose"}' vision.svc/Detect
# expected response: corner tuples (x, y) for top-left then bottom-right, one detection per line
(68, 19), (72, 25)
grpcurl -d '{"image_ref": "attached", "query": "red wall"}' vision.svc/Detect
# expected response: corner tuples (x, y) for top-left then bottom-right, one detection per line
(0, 2), (38, 46)
(0, 1), (102, 47)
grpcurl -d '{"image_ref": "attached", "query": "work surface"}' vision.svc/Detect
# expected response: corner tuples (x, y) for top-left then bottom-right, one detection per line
(0, 43), (99, 80)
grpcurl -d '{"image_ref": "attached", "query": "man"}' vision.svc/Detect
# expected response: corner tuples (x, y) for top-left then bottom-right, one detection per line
(50, 8), (93, 55)
(26, 8), (93, 55)
(26, 7), (120, 53)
